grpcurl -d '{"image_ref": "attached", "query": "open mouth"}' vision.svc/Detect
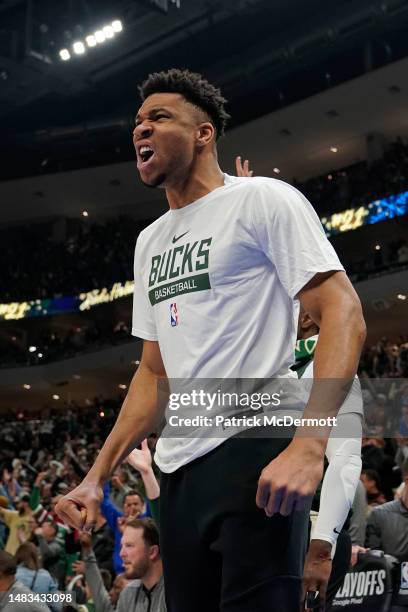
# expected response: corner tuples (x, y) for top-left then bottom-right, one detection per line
(139, 145), (154, 164)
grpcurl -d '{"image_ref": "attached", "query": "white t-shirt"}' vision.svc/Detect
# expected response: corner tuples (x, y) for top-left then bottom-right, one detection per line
(132, 174), (344, 472)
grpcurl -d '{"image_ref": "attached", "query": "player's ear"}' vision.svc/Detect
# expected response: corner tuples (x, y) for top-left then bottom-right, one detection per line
(196, 122), (215, 148)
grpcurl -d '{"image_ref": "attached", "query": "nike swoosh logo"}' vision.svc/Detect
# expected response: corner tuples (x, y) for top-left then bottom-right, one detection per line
(333, 527), (341, 535)
(172, 230), (189, 244)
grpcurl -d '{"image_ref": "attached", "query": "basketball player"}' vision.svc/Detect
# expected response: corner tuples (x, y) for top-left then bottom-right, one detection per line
(296, 307), (363, 609)
(56, 69), (366, 611)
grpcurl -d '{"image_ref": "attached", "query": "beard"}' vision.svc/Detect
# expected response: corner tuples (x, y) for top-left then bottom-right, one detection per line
(125, 558), (149, 580)
(140, 172), (167, 189)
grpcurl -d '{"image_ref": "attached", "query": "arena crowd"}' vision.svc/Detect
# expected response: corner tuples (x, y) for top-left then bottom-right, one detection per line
(1, 371), (408, 610)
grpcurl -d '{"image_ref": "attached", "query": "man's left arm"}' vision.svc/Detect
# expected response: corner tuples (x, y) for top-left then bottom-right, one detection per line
(256, 270), (366, 519)
(257, 271), (365, 607)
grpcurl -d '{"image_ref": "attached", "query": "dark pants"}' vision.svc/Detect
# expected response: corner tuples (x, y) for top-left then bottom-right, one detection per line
(160, 434), (310, 612)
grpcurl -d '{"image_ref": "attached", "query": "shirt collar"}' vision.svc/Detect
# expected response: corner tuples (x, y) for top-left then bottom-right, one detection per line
(142, 574), (164, 596)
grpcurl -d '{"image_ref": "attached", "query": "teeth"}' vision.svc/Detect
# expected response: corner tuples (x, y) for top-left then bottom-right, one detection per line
(140, 145), (153, 154)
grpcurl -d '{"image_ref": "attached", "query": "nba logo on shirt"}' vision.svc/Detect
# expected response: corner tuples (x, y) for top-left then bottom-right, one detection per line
(170, 303), (179, 327)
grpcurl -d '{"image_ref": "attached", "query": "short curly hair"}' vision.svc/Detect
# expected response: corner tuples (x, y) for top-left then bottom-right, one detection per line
(139, 68), (230, 139)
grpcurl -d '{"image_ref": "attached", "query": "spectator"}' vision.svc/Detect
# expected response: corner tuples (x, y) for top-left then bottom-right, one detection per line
(395, 432), (408, 474)
(360, 469), (387, 507)
(0, 493), (32, 554)
(0, 496), (9, 550)
(82, 519), (166, 611)
(15, 542), (62, 612)
(110, 468), (133, 510)
(0, 468), (22, 506)
(101, 487), (147, 575)
(362, 437), (398, 500)
(0, 550), (50, 611)
(399, 401), (408, 437)
(35, 519), (65, 587)
(89, 508), (115, 575)
(348, 480), (368, 546)
(119, 518), (165, 610)
(79, 531), (131, 611)
(125, 441), (160, 528)
(365, 459), (408, 560)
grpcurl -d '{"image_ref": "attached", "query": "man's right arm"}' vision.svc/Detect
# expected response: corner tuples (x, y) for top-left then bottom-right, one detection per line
(56, 340), (167, 531)
(84, 550), (114, 612)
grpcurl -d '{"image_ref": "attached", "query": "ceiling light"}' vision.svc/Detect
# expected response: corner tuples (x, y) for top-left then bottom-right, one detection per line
(28, 346), (37, 353)
(82, 210), (89, 217)
(99, 411), (105, 417)
(38, 353), (43, 358)
(375, 244), (381, 251)
(59, 49), (71, 61)
(103, 25), (114, 39)
(273, 167), (280, 174)
(23, 384), (31, 390)
(397, 294), (407, 300)
(112, 20), (123, 32)
(118, 384), (127, 390)
(52, 394), (60, 400)
(73, 41), (85, 55)
(85, 35), (97, 47)
(94, 30), (106, 43)
(327, 174), (333, 180)
(330, 146), (338, 153)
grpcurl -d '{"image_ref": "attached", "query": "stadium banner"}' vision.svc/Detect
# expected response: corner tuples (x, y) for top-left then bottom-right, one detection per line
(329, 552), (395, 612)
(0, 189), (407, 321)
(0, 281), (134, 321)
(322, 189), (408, 237)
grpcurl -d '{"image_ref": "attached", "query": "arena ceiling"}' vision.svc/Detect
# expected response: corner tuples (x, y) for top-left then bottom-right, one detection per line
(1, 52), (407, 224)
(1, 0), (408, 158)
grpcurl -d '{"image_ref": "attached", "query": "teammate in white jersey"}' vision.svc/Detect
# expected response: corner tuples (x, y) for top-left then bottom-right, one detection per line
(295, 307), (363, 608)
(56, 69), (366, 611)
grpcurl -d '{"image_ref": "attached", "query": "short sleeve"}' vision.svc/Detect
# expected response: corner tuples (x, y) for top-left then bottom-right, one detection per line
(251, 180), (344, 298)
(131, 237), (158, 341)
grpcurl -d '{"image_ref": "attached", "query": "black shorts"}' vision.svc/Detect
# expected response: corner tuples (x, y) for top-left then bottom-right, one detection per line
(160, 433), (310, 612)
